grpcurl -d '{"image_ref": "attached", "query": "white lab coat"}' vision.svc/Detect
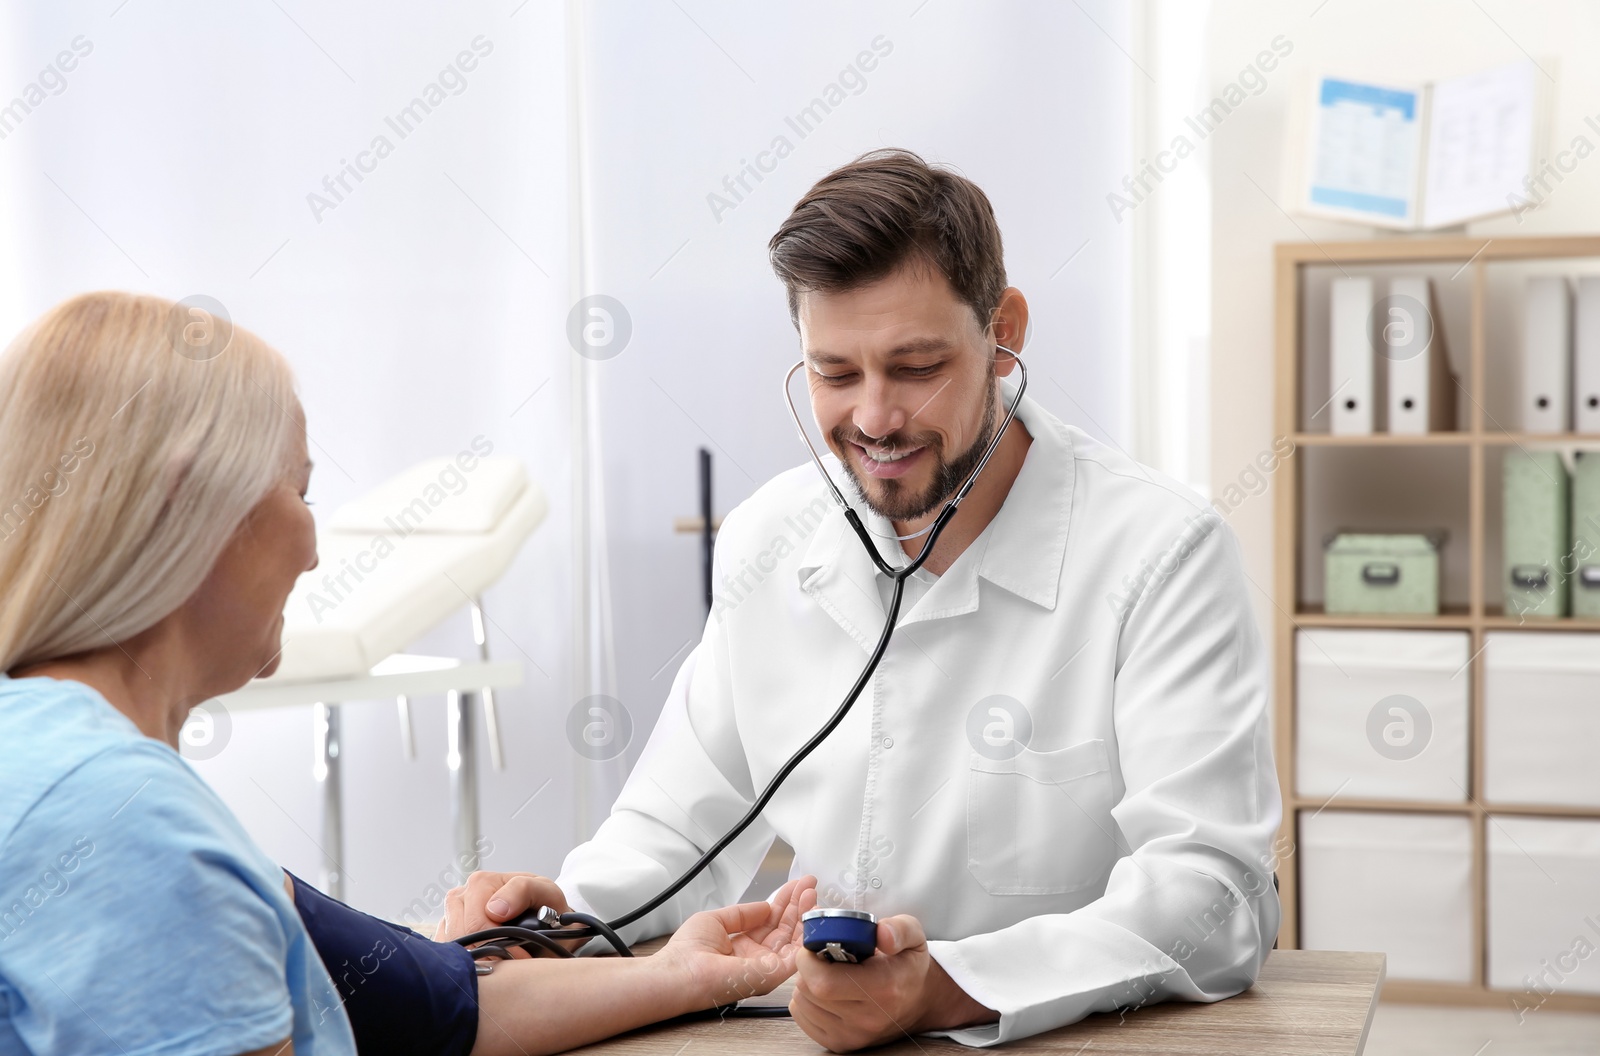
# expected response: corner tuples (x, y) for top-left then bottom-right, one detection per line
(556, 386), (1282, 1046)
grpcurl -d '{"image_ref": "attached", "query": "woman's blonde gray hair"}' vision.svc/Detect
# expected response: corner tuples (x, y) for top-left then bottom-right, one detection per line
(0, 291), (299, 673)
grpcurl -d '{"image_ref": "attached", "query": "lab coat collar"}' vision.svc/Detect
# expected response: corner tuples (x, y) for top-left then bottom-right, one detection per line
(796, 383), (1074, 642)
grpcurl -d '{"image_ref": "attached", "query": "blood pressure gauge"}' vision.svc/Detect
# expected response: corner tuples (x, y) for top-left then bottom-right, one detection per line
(801, 908), (878, 963)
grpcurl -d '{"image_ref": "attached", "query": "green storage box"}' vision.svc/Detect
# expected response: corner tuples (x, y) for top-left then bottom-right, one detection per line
(1573, 450), (1600, 617)
(1324, 532), (1444, 615)
(1503, 449), (1570, 619)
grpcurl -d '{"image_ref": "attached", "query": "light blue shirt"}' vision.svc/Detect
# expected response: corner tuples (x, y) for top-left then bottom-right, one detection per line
(0, 675), (355, 1056)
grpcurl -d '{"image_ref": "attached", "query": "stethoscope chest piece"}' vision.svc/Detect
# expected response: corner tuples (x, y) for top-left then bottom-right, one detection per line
(801, 908), (878, 963)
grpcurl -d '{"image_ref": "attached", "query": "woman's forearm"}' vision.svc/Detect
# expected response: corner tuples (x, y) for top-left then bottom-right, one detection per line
(470, 953), (701, 1056)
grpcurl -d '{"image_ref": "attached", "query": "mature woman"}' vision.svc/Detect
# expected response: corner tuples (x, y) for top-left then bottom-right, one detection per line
(0, 292), (811, 1056)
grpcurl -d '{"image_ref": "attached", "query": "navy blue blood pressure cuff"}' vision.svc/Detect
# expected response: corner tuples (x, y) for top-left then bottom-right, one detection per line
(288, 872), (479, 1056)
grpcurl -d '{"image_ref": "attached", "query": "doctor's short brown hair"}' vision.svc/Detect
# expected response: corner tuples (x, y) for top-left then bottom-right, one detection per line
(768, 148), (1007, 330)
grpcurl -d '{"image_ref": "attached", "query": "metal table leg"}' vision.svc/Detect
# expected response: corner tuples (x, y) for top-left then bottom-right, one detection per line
(314, 701), (344, 900)
(471, 599), (505, 772)
(450, 597), (505, 873)
(448, 690), (481, 872)
(397, 694), (416, 760)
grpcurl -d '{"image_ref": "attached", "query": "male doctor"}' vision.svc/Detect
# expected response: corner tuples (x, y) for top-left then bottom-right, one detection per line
(440, 149), (1282, 1049)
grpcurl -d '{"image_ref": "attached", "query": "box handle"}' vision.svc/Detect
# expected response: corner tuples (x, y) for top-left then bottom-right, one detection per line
(1510, 565), (1551, 591)
(1360, 562), (1401, 586)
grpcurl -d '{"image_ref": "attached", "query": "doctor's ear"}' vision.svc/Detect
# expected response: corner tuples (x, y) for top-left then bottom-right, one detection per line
(986, 287), (1029, 373)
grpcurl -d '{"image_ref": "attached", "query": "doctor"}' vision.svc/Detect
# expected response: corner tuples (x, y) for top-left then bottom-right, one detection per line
(442, 149), (1282, 1049)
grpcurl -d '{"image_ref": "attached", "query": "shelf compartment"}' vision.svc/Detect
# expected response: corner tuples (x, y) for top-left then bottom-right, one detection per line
(1295, 262), (1473, 436)
(1297, 445), (1471, 616)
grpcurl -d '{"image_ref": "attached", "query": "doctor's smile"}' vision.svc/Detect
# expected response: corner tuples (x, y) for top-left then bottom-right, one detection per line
(849, 438), (925, 477)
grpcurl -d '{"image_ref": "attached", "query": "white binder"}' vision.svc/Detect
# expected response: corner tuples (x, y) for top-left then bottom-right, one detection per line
(1575, 276), (1600, 433)
(1330, 277), (1377, 435)
(1523, 276), (1572, 433)
(1385, 276), (1456, 433)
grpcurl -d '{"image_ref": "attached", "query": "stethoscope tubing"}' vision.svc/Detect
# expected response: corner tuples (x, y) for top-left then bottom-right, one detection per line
(458, 345), (1027, 960)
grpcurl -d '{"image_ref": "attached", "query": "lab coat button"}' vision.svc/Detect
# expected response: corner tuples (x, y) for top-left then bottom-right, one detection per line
(869, 876), (882, 889)
(881, 736), (893, 748)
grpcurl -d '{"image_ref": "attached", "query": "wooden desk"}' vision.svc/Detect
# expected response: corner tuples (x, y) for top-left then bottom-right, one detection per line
(569, 949), (1385, 1055)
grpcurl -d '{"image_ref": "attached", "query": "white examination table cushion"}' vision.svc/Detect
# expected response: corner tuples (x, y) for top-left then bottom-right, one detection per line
(268, 456), (546, 682)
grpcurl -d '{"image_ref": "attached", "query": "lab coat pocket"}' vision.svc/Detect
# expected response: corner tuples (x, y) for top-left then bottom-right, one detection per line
(966, 738), (1115, 896)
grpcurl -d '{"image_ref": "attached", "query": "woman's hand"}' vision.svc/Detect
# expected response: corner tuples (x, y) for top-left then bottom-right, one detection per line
(468, 877), (818, 1056)
(657, 875), (818, 1010)
(434, 871), (577, 954)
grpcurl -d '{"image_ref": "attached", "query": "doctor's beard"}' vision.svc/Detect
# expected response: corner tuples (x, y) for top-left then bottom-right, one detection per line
(832, 363), (1000, 524)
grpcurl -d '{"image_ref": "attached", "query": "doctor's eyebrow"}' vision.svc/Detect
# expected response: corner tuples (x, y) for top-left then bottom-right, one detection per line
(806, 337), (954, 366)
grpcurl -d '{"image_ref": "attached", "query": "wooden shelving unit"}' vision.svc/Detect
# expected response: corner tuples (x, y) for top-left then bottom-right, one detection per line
(1273, 234), (1600, 1012)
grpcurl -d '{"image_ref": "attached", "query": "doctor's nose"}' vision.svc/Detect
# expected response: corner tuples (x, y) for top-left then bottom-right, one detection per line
(853, 381), (908, 442)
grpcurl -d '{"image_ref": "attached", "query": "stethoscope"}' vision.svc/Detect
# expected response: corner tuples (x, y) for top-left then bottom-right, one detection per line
(455, 343), (1027, 1011)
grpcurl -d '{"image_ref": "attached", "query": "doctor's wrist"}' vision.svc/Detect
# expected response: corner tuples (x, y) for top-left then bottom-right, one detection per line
(913, 958), (998, 1034)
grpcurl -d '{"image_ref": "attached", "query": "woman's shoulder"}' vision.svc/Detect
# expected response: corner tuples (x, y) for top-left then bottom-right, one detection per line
(0, 680), (336, 1056)
(0, 682), (287, 946)
(0, 676), (216, 854)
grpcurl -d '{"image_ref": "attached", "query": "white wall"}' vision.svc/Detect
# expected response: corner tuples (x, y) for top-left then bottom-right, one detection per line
(1208, 0), (1600, 648)
(0, 0), (577, 921)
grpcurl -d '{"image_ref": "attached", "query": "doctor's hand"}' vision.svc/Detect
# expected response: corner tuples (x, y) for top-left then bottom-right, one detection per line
(433, 870), (578, 953)
(657, 874), (818, 1009)
(790, 913), (998, 1052)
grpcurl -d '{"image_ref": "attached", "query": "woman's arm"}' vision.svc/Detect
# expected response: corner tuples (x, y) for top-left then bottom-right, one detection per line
(288, 866), (813, 1056)
(471, 881), (815, 1056)
(471, 948), (698, 1055)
